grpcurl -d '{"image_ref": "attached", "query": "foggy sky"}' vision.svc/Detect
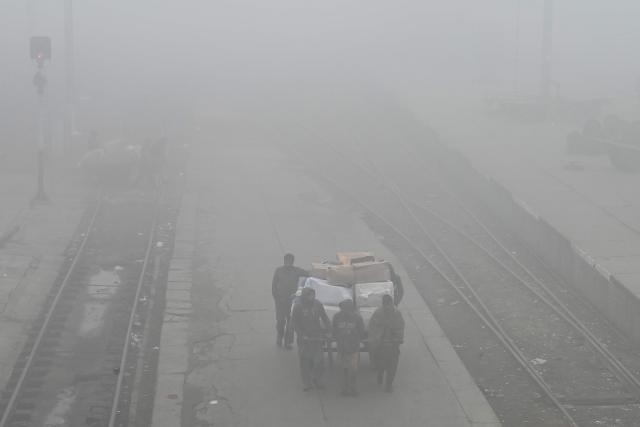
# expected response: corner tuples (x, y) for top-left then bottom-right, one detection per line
(2, 1), (640, 144)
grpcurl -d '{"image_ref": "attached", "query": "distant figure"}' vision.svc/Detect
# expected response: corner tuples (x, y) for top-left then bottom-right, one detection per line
(272, 253), (308, 349)
(332, 299), (365, 396)
(291, 287), (330, 391)
(368, 294), (405, 393)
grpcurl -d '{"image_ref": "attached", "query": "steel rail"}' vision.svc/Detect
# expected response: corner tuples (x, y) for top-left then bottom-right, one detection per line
(403, 148), (640, 395)
(0, 196), (103, 427)
(297, 144), (578, 426)
(412, 200), (640, 395)
(354, 144), (640, 394)
(352, 159), (578, 426)
(108, 197), (160, 427)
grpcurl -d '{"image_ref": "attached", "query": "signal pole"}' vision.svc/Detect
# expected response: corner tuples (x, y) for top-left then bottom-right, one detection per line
(30, 36), (51, 204)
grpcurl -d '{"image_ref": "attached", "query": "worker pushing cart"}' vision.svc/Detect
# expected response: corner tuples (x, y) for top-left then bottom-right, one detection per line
(291, 287), (331, 391)
(289, 251), (405, 393)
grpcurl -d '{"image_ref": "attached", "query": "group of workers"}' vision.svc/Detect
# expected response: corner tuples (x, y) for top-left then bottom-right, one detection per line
(272, 253), (405, 395)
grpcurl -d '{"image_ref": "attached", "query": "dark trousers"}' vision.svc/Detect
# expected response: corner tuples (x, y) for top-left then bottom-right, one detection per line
(375, 344), (399, 386)
(340, 352), (359, 394)
(298, 341), (324, 388)
(274, 297), (294, 344)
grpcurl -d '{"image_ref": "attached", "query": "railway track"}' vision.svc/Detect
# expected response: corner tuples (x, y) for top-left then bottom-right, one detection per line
(0, 191), (164, 427)
(291, 136), (640, 425)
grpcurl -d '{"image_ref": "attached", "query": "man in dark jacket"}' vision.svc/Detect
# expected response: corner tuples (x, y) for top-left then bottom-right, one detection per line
(272, 253), (308, 348)
(332, 299), (366, 396)
(368, 294), (405, 392)
(291, 287), (331, 391)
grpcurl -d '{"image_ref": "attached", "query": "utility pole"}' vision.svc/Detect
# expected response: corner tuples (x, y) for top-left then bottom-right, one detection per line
(540, 0), (554, 105)
(63, 0), (76, 153)
(30, 36), (51, 203)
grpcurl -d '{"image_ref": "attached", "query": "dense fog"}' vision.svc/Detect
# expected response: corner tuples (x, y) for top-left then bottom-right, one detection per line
(2, 1), (640, 145)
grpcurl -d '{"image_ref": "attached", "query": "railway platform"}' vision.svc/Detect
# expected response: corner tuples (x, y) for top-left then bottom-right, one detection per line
(151, 120), (500, 426)
(418, 101), (640, 345)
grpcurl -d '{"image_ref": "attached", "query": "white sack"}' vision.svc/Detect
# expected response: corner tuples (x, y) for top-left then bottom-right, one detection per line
(303, 277), (353, 306)
(354, 281), (394, 308)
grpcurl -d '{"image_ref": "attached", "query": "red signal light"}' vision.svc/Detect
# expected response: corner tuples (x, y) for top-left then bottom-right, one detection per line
(30, 36), (51, 63)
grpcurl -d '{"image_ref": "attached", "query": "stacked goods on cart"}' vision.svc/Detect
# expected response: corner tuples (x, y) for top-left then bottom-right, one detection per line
(300, 276), (353, 320)
(336, 252), (376, 265)
(326, 261), (391, 286)
(302, 252), (394, 326)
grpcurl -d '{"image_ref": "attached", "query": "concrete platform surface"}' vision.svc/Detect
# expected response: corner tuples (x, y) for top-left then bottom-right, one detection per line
(151, 120), (500, 426)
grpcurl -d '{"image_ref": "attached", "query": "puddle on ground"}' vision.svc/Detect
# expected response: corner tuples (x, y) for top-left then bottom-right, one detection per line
(79, 269), (121, 337)
(44, 387), (75, 426)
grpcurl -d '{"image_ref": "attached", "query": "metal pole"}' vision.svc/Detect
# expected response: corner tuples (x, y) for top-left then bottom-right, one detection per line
(34, 74), (49, 203)
(63, 0), (75, 153)
(540, 0), (554, 103)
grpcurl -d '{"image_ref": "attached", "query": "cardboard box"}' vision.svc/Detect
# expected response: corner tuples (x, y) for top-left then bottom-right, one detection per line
(327, 265), (356, 286)
(353, 261), (390, 283)
(337, 252), (376, 265)
(327, 262), (390, 286)
(310, 262), (332, 280)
